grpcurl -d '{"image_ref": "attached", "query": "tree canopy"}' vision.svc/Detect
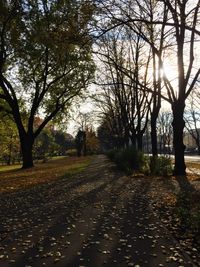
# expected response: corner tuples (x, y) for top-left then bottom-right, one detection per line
(0, 0), (95, 168)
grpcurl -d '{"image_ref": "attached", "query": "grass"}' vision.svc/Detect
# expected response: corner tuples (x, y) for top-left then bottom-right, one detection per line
(0, 156), (71, 173)
(0, 164), (21, 172)
(0, 156), (92, 194)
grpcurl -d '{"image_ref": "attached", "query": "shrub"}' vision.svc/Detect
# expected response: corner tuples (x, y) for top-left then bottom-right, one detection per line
(149, 155), (172, 176)
(107, 149), (172, 176)
(106, 149), (118, 161)
(107, 147), (148, 174)
(66, 149), (77, 157)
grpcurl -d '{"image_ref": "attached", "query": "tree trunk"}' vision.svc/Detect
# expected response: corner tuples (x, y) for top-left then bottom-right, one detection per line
(172, 102), (186, 175)
(123, 129), (130, 148)
(195, 133), (200, 155)
(83, 138), (86, 156)
(151, 115), (158, 156)
(137, 134), (143, 151)
(20, 135), (34, 169)
(130, 134), (136, 149)
(7, 142), (12, 165)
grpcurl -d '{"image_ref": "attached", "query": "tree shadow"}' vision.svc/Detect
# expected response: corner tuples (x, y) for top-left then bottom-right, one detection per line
(174, 174), (197, 193)
(1, 155), (198, 267)
(6, 159), (127, 267)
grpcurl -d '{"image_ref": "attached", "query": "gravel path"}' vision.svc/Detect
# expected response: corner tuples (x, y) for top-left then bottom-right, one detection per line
(0, 155), (197, 267)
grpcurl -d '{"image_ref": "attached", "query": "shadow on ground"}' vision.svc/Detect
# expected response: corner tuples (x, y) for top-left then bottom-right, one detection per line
(0, 155), (198, 267)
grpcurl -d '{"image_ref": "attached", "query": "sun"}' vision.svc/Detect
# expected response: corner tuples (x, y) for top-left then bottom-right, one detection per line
(162, 63), (178, 82)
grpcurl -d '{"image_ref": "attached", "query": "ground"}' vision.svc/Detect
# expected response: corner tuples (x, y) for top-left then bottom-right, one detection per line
(0, 155), (200, 267)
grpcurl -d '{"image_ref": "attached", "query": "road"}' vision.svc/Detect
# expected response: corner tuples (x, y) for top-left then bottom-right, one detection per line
(184, 155), (200, 162)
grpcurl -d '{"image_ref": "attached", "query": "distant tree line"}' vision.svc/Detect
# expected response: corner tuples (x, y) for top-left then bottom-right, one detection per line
(75, 112), (100, 156)
(0, 114), (74, 165)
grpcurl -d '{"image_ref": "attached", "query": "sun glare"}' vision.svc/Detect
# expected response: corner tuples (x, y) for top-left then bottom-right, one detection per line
(162, 63), (178, 82)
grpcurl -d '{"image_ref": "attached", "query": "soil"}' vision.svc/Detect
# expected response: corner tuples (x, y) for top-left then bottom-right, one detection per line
(0, 155), (199, 267)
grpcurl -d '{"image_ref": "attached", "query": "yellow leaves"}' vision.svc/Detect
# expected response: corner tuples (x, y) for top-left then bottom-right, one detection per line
(0, 156), (92, 193)
(86, 128), (100, 153)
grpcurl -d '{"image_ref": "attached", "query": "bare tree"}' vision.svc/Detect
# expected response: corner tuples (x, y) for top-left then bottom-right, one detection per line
(157, 111), (173, 155)
(95, 0), (200, 175)
(185, 90), (200, 154)
(95, 26), (151, 150)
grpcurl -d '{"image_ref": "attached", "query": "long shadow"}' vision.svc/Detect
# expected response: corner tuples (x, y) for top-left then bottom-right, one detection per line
(3, 154), (188, 266)
(66, 176), (193, 267)
(175, 174), (197, 193)
(1, 158), (198, 267)
(9, 160), (126, 267)
(0, 156), (114, 227)
(102, 177), (195, 267)
(65, 175), (134, 267)
(174, 174), (199, 229)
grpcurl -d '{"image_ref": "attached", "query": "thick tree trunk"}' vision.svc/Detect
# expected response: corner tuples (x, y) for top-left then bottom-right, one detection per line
(194, 134), (200, 155)
(172, 102), (186, 175)
(130, 134), (136, 149)
(20, 135), (34, 169)
(124, 129), (130, 148)
(151, 116), (158, 156)
(137, 134), (143, 151)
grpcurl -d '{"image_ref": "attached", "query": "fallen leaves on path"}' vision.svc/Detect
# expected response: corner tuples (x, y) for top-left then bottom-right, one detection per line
(0, 155), (199, 267)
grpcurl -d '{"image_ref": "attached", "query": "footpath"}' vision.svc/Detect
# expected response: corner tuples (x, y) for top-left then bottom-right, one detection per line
(0, 155), (198, 267)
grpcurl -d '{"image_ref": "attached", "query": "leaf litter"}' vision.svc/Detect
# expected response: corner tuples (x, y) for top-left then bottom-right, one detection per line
(0, 155), (199, 266)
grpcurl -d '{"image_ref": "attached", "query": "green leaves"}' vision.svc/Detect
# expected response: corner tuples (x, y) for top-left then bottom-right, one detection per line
(0, 0), (95, 168)
(1, 0), (94, 121)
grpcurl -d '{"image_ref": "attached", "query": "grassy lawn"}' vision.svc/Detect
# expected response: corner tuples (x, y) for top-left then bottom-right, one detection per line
(0, 156), (92, 194)
(0, 164), (21, 172)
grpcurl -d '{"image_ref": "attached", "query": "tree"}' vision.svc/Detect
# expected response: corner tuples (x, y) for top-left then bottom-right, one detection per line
(157, 111), (173, 154)
(160, 0), (200, 174)
(145, 1), (168, 157)
(54, 131), (71, 156)
(85, 126), (100, 154)
(33, 128), (55, 161)
(95, 26), (151, 150)
(0, 0), (94, 168)
(97, 118), (118, 151)
(75, 129), (86, 157)
(0, 99), (21, 164)
(96, 0), (200, 175)
(33, 120), (75, 160)
(0, 113), (20, 165)
(73, 111), (99, 155)
(74, 111), (93, 132)
(185, 90), (200, 154)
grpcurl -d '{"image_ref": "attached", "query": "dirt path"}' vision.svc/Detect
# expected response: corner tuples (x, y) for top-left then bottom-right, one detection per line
(0, 155), (198, 267)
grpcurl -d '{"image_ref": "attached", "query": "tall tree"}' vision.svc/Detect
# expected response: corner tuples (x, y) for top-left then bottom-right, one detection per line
(160, 0), (200, 174)
(0, 0), (94, 168)
(95, 27), (151, 150)
(157, 111), (173, 154)
(185, 91), (200, 155)
(96, 0), (200, 175)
